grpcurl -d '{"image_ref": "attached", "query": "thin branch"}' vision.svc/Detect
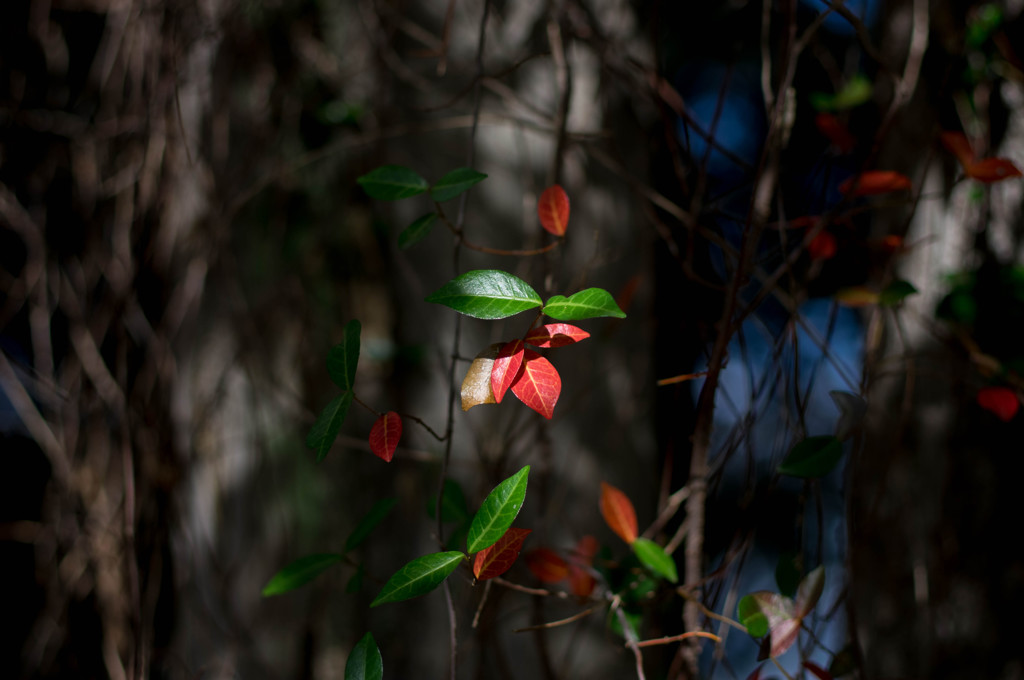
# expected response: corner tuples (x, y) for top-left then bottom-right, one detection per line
(512, 605), (601, 633)
(635, 631), (722, 649)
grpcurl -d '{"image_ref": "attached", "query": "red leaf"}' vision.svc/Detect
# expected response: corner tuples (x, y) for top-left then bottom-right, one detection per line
(966, 157), (1023, 183)
(525, 548), (569, 583)
(839, 170), (912, 196)
(473, 527), (532, 581)
(572, 535), (599, 564)
(815, 113), (856, 154)
(538, 185), (570, 236)
(600, 482), (638, 545)
(491, 339), (524, 403)
(567, 563), (596, 597)
(768, 618), (802, 658)
(807, 230), (837, 260)
(803, 661), (834, 680)
(940, 131), (976, 168)
(369, 411), (402, 462)
(509, 349), (561, 419)
(977, 386), (1019, 422)
(524, 323), (590, 348)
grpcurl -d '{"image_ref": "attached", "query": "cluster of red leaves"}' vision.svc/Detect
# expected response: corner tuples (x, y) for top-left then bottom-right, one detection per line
(491, 324), (590, 419)
(941, 131), (1023, 183)
(524, 535), (598, 597)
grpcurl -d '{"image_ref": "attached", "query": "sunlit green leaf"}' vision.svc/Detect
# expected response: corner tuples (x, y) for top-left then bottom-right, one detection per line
(327, 320), (361, 390)
(426, 270), (542, 320)
(371, 551), (466, 606)
(345, 498), (398, 553)
(467, 466), (530, 554)
(778, 435), (843, 478)
(399, 213), (438, 250)
(357, 165), (429, 200)
(307, 392), (354, 462)
(262, 553), (343, 596)
(344, 632), (383, 680)
(632, 538), (678, 583)
(430, 167), (488, 202)
(543, 288), (626, 320)
(810, 75), (872, 111)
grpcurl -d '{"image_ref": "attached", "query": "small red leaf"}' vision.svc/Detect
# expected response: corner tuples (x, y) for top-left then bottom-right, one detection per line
(369, 411), (402, 462)
(525, 548), (569, 583)
(940, 131), (976, 169)
(966, 157), (1023, 183)
(815, 113), (856, 153)
(572, 535), (599, 564)
(807, 230), (837, 260)
(509, 349), (561, 419)
(538, 185), (570, 236)
(473, 527), (532, 581)
(567, 563), (596, 597)
(491, 339), (525, 403)
(839, 170), (912, 196)
(769, 618), (802, 658)
(600, 482), (638, 545)
(977, 386), (1019, 422)
(802, 661), (834, 680)
(524, 324), (590, 348)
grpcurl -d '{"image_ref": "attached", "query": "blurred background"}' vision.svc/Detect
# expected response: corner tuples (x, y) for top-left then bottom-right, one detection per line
(2, 0), (1023, 678)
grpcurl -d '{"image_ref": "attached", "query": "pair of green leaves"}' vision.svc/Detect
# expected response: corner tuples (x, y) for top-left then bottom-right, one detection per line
(357, 165), (487, 250)
(307, 319), (362, 461)
(426, 269), (626, 321)
(262, 497), (397, 596)
(370, 466), (531, 606)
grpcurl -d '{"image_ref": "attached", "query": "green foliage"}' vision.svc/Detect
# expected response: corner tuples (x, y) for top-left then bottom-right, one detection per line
(778, 435), (844, 478)
(327, 320), (361, 391)
(371, 551), (467, 606)
(345, 632), (383, 680)
(399, 213), (438, 250)
(306, 392), (354, 462)
(426, 270), (543, 319)
(345, 498), (398, 553)
(879, 280), (918, 307)
(357, 165), (429, 200)
(631, 538), (678, 583)
(467, 466), (530, 554)
(430, 167), (488, 202)
(262, 553), (344, 596)
(542, 288), (626, 320)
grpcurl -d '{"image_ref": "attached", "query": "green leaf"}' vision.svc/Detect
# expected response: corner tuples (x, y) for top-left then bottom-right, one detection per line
(345, 498), (398, 553)
(879, 279), (918, 307)
(426, 270), (542, 320)
(357, 165), (429, 200)
(632, 538), (678, 583)
(467, 466), (530, 554)
(737, 594), (769, 637)
(345, 632), (383, 680)
(307, 392), (354, 462)
(371, 551), (466, 606)
(427, 479), (470, 523)
(399, 213), (438, 250)
(262, 553), (344, 596)
(966, 3), (1003, 48)
(430, 167), (488, 202)
(543, 288), (626, 320)
(778, 435), (843, 478)
(328, 320), (361, 390)
(810, 74), (873, 111)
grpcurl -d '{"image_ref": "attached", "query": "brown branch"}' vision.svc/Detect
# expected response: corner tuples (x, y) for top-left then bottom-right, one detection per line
(512, 605), (601, 633)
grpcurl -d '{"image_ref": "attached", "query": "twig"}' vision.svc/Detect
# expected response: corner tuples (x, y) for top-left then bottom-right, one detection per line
(635, 631), (722, 649)
(512, 605), (601, 633)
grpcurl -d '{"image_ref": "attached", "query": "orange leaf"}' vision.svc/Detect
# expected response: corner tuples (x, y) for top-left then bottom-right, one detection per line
(977, 386), (1019, 422)
(807, 230), (837, 260)
(525, 548), (569, 583)
(940, 131), (976, 168)
(966, 157), (1023, 183)
(839, 170), (911, 196)
(524, 323), (590, 348)
(834, 286), (879, 307)
(600, 482), (638, 545)
(537, 185), (570, 236)
(815, 113), (856, 153)
(509, 349), (561, 419)
(473, 527), (532, 581)
(491, 339), (524, 403)
(369, 411), (402, 462)
(568, 563), (596, 597)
